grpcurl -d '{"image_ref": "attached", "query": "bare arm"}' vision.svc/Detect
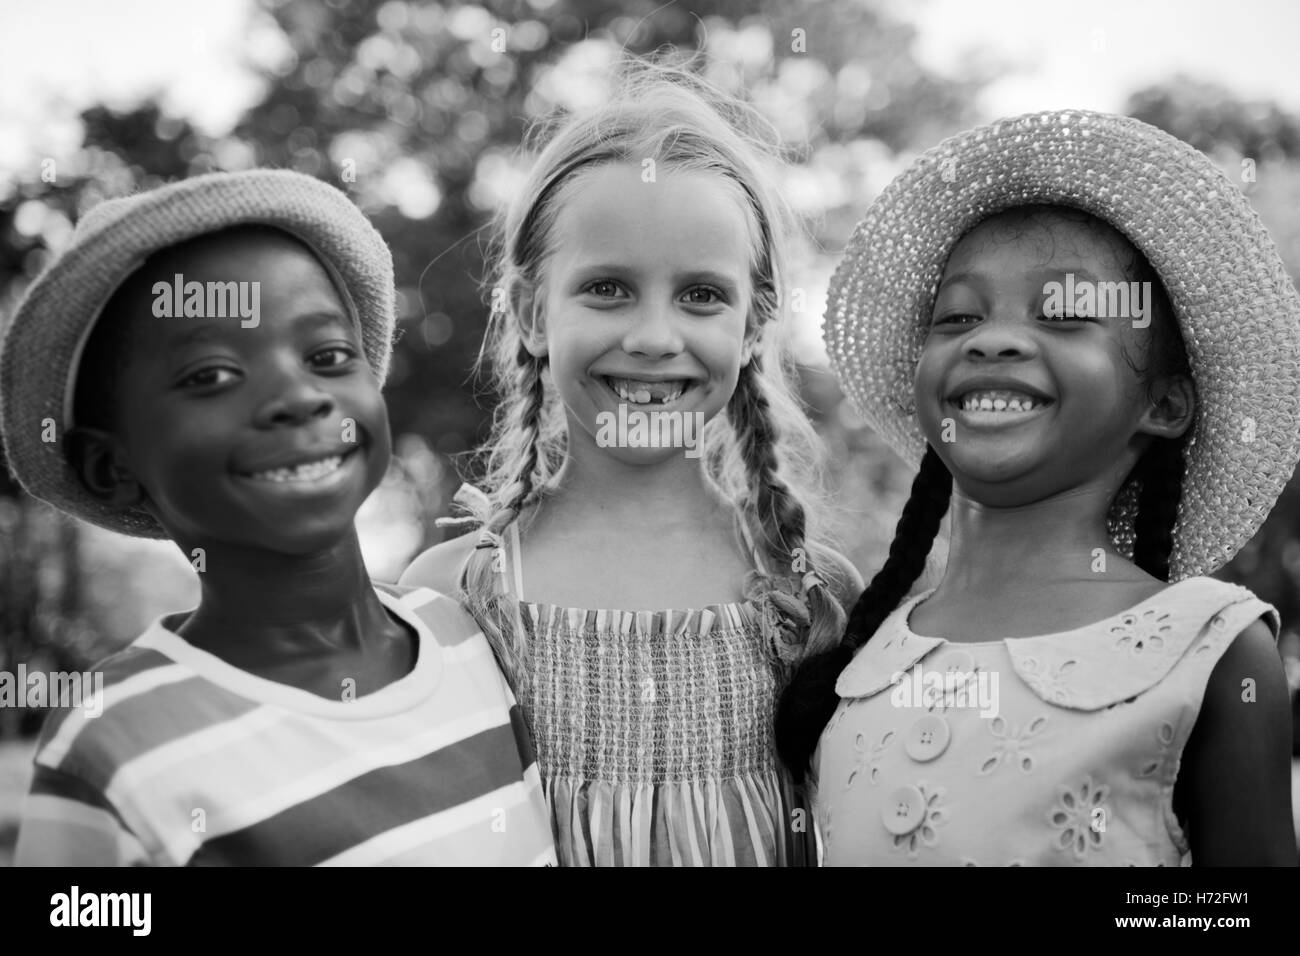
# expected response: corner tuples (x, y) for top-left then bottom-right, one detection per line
(1176, 619), (1297, 866)
(399, 532), (478, 596)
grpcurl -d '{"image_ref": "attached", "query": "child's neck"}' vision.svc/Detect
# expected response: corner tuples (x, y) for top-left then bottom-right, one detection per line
(547, 442), (730, 530)
(943, 484), (1121, 586)
(514, 441), (754, 610)
(174, 529), (402, 670)
(923, 482), (1167, 641)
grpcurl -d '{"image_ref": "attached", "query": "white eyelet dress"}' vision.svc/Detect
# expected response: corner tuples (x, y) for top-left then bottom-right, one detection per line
(488, 522), (816, 867)
(815, 577), (1278, 866)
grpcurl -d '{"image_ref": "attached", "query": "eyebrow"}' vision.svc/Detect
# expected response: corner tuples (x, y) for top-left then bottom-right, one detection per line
(291, 310), (355, 332)
(574, 264), (742, 286)
(680, 270), (742, 288)
(165, 322), (230, 354)
(938, 267), (1106, 291)
(164, 311), (353, 355)
(936, 271), (981, 292)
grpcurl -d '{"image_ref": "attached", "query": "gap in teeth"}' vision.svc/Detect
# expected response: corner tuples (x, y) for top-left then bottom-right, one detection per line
(610, 378), (685, 405)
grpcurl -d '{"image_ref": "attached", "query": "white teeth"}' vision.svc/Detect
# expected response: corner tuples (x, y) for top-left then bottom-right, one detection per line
(609, 378), (686, 405)
(961, 390), (1041, 413)
(248, 455), (344, 483)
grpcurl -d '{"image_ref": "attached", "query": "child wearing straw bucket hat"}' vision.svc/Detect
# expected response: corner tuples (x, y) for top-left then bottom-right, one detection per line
(776, 110), (1300, 866)
(0, 170), (555, 866)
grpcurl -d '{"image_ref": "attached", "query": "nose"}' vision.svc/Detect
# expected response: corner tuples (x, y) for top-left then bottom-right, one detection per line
(621, 298), (684, 358)
(252, 363), (335, 428)
(961, 313), (1039, 361)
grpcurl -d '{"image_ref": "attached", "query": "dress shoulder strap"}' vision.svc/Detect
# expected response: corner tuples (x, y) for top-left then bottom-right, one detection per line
(505, 521), (526, 599)
(735, 512), (771, 576)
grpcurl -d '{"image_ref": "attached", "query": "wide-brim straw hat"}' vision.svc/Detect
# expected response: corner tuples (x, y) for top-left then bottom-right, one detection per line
(824, 109), (1300, 579)
(0, 169), (396, 539)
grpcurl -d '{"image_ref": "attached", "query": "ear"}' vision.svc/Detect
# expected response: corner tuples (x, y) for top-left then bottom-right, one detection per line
(515, 282), (548, 358)
(740, 320), (761, 368)
(65, 426), (148, 508)
(1138, 373), (1195, 440)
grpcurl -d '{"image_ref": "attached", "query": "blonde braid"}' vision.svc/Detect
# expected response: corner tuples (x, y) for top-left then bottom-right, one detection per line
(461, 342), (546, 693)
(729, 360), (847, 659)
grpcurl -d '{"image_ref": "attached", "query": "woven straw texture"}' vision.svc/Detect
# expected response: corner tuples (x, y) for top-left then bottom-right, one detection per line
(824, 110), (1300, 579)
(0, 169), (395, 539)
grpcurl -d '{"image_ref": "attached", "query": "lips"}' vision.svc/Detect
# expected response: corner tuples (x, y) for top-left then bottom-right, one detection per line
(600, 375), (696, 406)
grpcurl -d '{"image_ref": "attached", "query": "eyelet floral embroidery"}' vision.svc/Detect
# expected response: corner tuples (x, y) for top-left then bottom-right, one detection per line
(846, 729), (895, 789)
(826, 698), (854, 734)
(1048, 776), (1109, 859)
(979, 714), (1048, 775)
(1110, 609), (1172, 656)
(1015, 655), (1078, 705)
(892, 783), (947, 858)
(1137, 721), (1176, 778)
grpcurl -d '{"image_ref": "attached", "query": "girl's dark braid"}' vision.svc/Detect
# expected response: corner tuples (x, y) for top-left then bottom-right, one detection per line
(1131, 436), (1186, 582)
(775, 445), (952, 783)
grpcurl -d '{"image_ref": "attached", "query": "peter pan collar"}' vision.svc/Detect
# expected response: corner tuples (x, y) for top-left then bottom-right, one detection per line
(834, 590), (945, 699)
(834, 578), (1276, 711)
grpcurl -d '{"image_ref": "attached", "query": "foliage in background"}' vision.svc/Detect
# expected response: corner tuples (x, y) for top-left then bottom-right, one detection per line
(2, 0), (1299, 741)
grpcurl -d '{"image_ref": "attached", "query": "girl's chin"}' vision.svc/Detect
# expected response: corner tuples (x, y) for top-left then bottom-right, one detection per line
(942, 449), (1047, 490)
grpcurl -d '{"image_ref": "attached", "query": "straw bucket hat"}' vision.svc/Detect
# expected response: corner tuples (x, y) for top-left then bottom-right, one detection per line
(0, 169), (396, 538)
(824, 110), (1300, 579)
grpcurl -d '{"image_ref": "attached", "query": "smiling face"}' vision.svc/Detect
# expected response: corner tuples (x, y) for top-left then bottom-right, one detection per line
(75, 226), (391, 554)
(914, 206), (1184, 507)
(528, 162), (756, 465)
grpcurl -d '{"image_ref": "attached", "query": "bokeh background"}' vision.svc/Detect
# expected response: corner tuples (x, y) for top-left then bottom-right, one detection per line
(3, 0), (1300, 863)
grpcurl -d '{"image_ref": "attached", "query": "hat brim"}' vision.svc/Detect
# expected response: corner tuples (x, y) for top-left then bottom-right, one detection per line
(0, 169), (396, 539)
(825, 110), (1300, 579)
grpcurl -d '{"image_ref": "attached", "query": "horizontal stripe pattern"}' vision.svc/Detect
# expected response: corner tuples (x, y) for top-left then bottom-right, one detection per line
(189, 722), (533, 866)
(16, 586), (556, 866)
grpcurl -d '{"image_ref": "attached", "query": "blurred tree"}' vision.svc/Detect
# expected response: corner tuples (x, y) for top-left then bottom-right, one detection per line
(0, 104), (203, 736)
(0, 0), (981, 737)
(1127, 79), (1300, 632)
(1129, 76), (1300, 163)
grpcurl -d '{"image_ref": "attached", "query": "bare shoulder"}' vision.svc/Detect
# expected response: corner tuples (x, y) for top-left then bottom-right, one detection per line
(1200, 619), (1289, 728)
(399, 533), (479, 595)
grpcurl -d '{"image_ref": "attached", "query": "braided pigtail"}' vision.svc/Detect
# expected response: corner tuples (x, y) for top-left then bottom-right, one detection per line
(729, 361), (847, 663)
(461, 342), (547, 693)
(775, 446), (952, 783)
(1130, 436), (1187, 582)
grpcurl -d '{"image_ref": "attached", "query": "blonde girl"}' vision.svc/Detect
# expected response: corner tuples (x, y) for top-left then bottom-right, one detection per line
(402, 62), (860, 866)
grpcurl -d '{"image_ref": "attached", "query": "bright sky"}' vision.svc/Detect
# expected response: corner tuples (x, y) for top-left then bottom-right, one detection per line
(908, 0), (1300, 115)
(2, 0), (1298, 178)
